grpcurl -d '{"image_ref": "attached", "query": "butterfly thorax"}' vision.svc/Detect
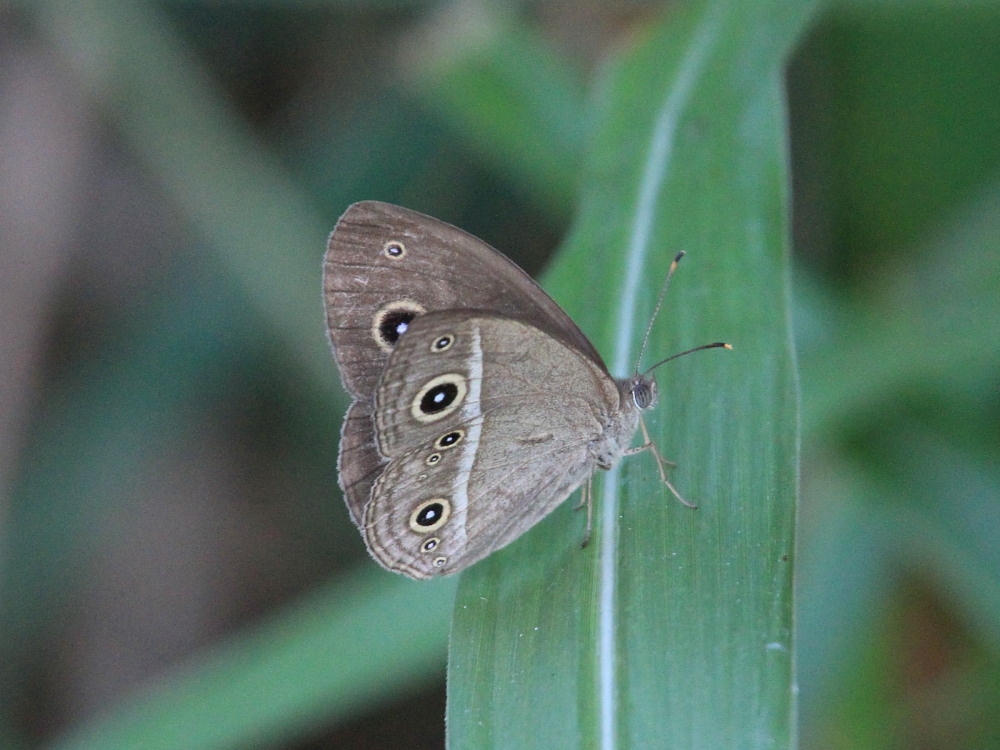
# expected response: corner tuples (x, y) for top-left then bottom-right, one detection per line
(590, 374), (657, 471)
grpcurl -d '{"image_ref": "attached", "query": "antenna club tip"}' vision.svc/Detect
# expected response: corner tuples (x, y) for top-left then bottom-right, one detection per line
(673, 251), (685, 263)
(722, 343), (733, 350)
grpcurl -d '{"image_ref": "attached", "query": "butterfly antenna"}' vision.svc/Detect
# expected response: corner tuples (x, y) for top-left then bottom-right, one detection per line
(641, 342), (732, 377)
(634, 251), (685, 374)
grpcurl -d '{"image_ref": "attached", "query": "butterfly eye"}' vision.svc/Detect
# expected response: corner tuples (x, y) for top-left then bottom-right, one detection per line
(409, 498), (451, 533)
(383, 240), (406, 258)
(632, 379), (656, 410)
(435, 430), (464, 450)
(431, 334), (454, 352)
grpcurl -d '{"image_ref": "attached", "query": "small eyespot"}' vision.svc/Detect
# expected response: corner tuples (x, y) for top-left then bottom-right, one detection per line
(372, 299), (426, 352)
(431, 334), (454, 352)
(411, 373), (466, 422)
(383, 241), (405, 258)
(409, 498), (451, 533)
(435, 430), (464, 450)
(433, 556), (448, 568)
(421, 537), (440, 552)
(425, 452), (442, 466)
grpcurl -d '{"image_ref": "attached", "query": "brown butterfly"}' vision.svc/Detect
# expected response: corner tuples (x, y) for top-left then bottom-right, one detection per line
(323, 201), (727, 578)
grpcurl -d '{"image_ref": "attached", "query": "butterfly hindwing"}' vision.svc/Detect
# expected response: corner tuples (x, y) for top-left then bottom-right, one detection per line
(361, 311), (620, 577)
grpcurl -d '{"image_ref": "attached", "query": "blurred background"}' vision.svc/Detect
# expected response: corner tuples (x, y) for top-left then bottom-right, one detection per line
(1, 1), (998, 748)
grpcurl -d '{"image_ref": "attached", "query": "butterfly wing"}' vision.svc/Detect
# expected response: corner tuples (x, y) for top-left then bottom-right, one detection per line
(362, 311), (622, 578)
(326, 202), (608, 528)
(336, 401), (381, 526)
(323, 201), (605, 400)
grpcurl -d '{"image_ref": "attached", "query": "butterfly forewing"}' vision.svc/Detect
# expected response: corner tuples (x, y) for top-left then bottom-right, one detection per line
(323, 201), (605, 401)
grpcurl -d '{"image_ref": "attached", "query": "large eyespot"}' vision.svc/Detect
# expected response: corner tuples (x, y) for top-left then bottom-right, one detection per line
(409, 498), (451, 533)
(435, 430), (464, 450)
(372, 299), (425, 352)
(383, 240), (406, 258)
(421, 537), (441, 553)
(431, 334), (454, 352)
(410, 373), (466, 423)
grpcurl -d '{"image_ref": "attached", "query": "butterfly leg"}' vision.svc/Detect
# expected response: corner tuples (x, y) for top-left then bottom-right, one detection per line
(625, 417), (698, 509)
(574, 476), (594, 548)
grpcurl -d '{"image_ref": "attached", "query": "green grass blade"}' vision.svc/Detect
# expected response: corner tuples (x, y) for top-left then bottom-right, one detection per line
(447, 2), (818, 747)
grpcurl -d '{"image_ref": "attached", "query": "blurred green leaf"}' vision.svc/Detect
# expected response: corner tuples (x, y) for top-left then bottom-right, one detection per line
(447, 1), (817, 747)
(794, 61), (1000, 744)
(797, 175), (1000, 710)
(31, 0), (339, 399)
(48, 571), (456, 750)
(894, 434), (1000, 652)
(795, 461), (901, 733)
(1, 269), (247, 661)
(9, 4), (466, 748)
(800, 176), (1000, 439)
(823, 8), (1000, 258)
(7, 0), (350, 683)
(411, 6), (587, 217)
